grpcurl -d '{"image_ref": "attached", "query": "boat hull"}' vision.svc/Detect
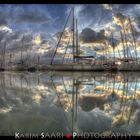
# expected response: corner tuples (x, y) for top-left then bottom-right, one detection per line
(43, 64), (111, 71)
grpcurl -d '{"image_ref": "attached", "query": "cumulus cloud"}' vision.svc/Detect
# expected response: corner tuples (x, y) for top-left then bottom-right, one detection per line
(112, 13), (129, 28)
(102, 4), (113, 11)
(80, 28), (106, 43)
(77, 108), (112, 133)
(102, 4), (137, 13)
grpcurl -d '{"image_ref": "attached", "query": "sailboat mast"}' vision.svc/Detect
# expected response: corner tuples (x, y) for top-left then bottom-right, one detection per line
(112, 34), (115, 64)
(121, 22), (129, 62)
(3, 41), (6, 68)
(21, 36), (24, 65)
(120, 31), (126, 60)
(50, 9), (72, 65)
(76, 18), (79, 62)
(72, 7), (75, 63)
(128, 17), (138, 63)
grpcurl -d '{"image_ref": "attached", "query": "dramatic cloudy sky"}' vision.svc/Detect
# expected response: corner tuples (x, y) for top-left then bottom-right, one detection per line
(0, 4), (140, 64)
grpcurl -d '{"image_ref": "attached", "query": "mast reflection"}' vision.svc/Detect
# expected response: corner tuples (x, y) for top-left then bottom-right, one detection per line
(0, 72), (140, 135)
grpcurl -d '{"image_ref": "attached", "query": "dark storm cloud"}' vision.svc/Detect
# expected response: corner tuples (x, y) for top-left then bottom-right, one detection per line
(76, 4), (112, 30)
(80, 28), (106, 43)
(0, 5), (50, 27)
(16, 10), (49, 24)
(114, 12), (128, 22)
(0, 16), (8, 26)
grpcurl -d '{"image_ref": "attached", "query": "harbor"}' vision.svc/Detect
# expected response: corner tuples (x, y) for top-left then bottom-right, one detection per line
(0, 4), (140, 137)
(0, 7), (140, 72)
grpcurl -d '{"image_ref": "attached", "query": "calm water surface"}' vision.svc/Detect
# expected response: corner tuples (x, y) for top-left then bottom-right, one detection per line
(0, 71), (140, 136)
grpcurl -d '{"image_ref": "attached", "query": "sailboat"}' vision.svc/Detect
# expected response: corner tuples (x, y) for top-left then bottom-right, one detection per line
(45, 7), (119, 71)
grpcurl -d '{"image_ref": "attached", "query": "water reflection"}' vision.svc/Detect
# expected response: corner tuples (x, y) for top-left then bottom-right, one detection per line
(0, 71), (140, 136)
